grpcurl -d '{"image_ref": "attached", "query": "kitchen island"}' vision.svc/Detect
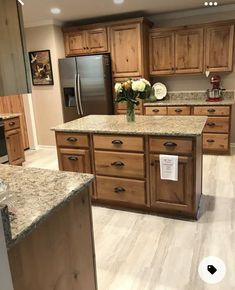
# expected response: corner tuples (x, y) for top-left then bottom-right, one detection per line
(52, 115), (207, 219)
(0, 165), (97, 290)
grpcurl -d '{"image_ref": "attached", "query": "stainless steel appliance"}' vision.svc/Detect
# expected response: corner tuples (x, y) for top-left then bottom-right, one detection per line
(59, 54), (113, 122)
(0, 118), (8, 164)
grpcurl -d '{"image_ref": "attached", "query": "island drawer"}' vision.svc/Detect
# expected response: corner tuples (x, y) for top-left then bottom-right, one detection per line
(94, 151), (145, 178)
(203, 133), (229, 151)
(149, 137), (193, 154)
(145, 106), (167, 115)
(56, 133), (89, 148)
(167, 106), (191, 115)
(4, 117), (20, 131)
(203, 117), (229, 133)
(93, 135), (144, 152)
(193, 106), (230, 116)
(96, 176), (146, 205)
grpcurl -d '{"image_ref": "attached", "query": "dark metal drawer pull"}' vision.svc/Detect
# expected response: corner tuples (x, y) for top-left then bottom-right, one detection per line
(112, 140), (123, 145)
(67, 137), (78, 142)
(111, 161), (125, 167)
(207, 139), (215, 143)
(207, 122), (216, 127)
(153, 109), (160, 113)
(208, 109), (216, 113)
(163, 142), (177, 147)
(68, 156), (78, 161)
(114, 187), (126, 193)
(9, 122), (15, 126)
(175, 109), (182, 113)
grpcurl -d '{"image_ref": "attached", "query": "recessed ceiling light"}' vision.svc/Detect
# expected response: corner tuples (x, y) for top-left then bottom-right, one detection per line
(113, 0), (125, 4)
(50, 7), (61, 14)
(214, 1), (218, 5)
(204, 1), (208, 5)
(204, 1), (218, 6)
(17, 0), (24, 5)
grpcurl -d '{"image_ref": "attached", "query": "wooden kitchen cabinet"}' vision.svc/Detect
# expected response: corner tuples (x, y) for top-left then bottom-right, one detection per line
(205, 24), (234, 72)
(86, 28), (108, 53)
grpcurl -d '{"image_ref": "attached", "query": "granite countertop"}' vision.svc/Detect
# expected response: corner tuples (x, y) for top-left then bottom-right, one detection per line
(0, 165), (94, 248)
(52, 115), (207, 137)
(144, 98), (235, 106)
(0, 113), (21, 120)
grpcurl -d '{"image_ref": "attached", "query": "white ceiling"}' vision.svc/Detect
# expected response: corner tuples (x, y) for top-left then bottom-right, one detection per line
(22, 0), (235, 27)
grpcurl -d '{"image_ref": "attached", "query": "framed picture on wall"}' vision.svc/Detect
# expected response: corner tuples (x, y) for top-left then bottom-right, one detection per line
(28, 50), (54, 85)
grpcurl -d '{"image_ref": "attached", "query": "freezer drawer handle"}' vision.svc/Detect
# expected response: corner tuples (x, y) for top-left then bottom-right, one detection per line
(67, 137), (78, 142)
(207, 139), (215, 143)
(175, 108), (183, 113)
(114, 187), (126, 193)
(208, 109), (216, 113)
(112, 140), (123, 145)
(68, 156), (78, 161)
(111, 161), (125, 167)
(152, 109), (160, 113)
(163, 142), (177, 147)
(207, 122), (216, 127)
(9, 122), (15, 126)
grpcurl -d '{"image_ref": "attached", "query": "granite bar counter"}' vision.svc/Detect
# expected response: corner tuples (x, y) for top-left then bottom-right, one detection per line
(0, 113), (21, 120)
(0, 165), (97, 290)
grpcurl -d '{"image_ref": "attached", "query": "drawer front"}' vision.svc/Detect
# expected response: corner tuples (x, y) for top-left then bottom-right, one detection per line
(167, 106), (191, 115)
(93, 135), (144, 152)
(204, 117), (229, 133)
(96, 176), (146, 205)
(56, 133), (89, 148)
(4, 117), (20, 131)
(193, 106), (230, 116)
(203, 133), (229, 151)
(116, 101), (141, 111)
(145, 106), (167, 115)
(95, 151), (145, 178)
(149, 137), (193, 154)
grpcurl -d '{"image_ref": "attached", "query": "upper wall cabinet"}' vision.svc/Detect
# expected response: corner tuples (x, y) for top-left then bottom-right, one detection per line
(64, 27), (108, 56)
(205, 24), (234, 72)
(175, 28), (203, 74)
(0, 0), (31, 96)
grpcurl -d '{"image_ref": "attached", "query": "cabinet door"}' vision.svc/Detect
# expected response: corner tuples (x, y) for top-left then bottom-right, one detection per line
(86, 28), (108, 53)
(58, 148), (91, 173)
(110, 23), (142, 77)
(64, 31), (86, 55)
(5, 129), (25, 165)
(149, 31), (174, 75)
(175, 28), (203, 73)
(150, 154), (193, 213)
(205, 24), (234, 72)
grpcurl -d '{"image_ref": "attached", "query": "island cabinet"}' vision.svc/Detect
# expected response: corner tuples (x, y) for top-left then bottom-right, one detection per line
(4, 116), (25, 165)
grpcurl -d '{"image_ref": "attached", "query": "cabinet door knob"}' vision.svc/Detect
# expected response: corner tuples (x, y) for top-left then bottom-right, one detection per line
(9, 122), (15, 126)
(112, 140), (123, 145)
(111, 161), (125, 167)
(68, 156), (78, 161)
(175, 108), (182, 113)
(163, 142), (177, 147)
(207, 122), (216, 127)
(152, 109), (159, 113)
(208, 109), (216, 113)
(114, 187), (126, 193)
(207, 139), (215, 143)
(67, 137), (78, 142)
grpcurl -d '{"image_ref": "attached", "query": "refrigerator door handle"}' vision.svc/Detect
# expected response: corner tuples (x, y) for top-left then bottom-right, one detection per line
(77, 74), (84, 116)
(74, 73), (81, 115)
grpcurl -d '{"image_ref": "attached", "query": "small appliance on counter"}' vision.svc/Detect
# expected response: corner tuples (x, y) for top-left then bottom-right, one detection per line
(206, 74), (225, 102)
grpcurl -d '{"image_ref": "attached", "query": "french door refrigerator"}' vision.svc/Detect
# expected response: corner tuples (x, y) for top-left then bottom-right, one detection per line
(59, 54), (113, 123)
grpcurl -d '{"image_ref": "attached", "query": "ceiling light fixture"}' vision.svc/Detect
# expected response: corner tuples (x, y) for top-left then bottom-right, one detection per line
(50, 7), (61, 14)
(17, 0), (24, 5)
(204, 1), (218, 6)
(113, 0), (125, 4)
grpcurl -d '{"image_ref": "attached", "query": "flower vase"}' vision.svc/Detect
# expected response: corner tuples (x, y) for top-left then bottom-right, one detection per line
(126, 102), (135, 122)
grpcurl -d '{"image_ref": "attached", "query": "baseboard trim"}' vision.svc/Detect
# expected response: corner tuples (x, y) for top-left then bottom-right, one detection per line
(38, 145), (56, 149)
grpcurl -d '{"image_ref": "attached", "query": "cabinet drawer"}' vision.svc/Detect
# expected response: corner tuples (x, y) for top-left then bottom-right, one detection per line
(4, 117), (20, 131)
(96, 176), (146, 205)
(145, 106), (167, 115)
(56, 133), (89, 148)
(95, 151), (145, 178)
(193, 106), (230, 116)
(149, 137), (192, 154)
(167, 106), (191, 115)
(116, 101), (141, 111)
(203, 133), (229, 151)
(204, 117), (229, 133)
(93, 135), (144, 152)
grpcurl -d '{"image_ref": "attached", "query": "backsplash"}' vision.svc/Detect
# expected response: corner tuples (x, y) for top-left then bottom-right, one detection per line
(166, 90), (235, 101)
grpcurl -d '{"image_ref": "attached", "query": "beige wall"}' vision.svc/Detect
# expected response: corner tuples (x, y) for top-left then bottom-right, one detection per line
(149, 10), (235, 142)
(25, 25), (64, 146)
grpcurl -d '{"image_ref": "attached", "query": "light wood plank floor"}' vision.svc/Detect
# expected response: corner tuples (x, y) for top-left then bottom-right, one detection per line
(24, 148), (235, 290)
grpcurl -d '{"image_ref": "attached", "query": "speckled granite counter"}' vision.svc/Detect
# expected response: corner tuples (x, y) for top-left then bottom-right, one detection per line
(0, 165), (94, 248)
(0, 113), (21, 120)
(52, 115), (207, 137)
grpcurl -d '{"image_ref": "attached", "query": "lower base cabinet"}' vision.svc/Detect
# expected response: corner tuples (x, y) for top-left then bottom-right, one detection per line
(150, 155), (193, 213)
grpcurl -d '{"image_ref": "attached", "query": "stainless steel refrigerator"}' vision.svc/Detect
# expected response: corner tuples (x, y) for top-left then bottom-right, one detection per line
(59, 54), (113, 123)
